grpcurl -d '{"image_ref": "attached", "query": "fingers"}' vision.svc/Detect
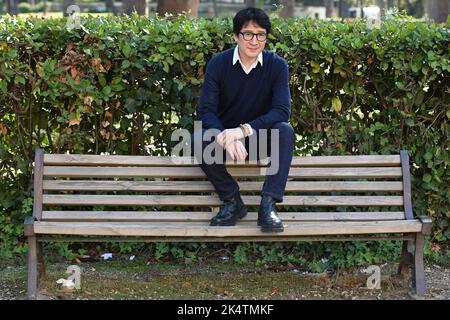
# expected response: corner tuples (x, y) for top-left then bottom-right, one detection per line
(218, 128), (245, 151)
(225, 141), (235, 160)
(225, 142), (236, 160)
(218, 130), (234, 149)
(228, 141), (247, 161)
(242, 146), (248, 160)
(235, 141), (248, 160)
(216, 131), (226, 148)
(225, 136), (235, 149)
(225, 141), (247, 161)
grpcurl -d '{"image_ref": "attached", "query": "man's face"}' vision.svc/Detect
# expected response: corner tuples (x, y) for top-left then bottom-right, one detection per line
(233, 21), (267, 62)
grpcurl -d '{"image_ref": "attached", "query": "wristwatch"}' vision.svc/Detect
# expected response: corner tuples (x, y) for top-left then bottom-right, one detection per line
(239, 124), (250, 137)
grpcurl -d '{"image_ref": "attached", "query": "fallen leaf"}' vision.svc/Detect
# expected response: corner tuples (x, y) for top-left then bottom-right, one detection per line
(69, 114), (81, 127)
(84, 95), (93, 106)
(70, 67), (78, 79)
(0, 123), (7, 135)
(104, 110), (113, 120)
(62, 286), (74, 294)
(66, 42), (74, 53)
(198, 66), (204, 77)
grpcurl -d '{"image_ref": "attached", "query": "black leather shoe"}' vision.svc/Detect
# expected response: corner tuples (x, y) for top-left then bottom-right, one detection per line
(210, 193), (247, 226)
(258, 195), (284, 233)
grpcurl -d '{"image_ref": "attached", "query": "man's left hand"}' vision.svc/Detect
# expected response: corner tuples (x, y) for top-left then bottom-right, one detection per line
(226, 140), (248, 161)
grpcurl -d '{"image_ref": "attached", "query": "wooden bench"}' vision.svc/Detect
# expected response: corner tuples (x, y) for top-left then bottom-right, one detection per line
(25, 148), (432, 299)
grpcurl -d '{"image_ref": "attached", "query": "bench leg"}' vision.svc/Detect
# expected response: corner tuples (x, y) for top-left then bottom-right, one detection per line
(37, 242), (46, 280)
(398, 240), (413, 275)
(27, 235), (39, 300)
(413, 233), (426, 297)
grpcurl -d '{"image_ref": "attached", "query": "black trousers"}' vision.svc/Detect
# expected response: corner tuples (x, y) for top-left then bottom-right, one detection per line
(190, 122), (295, 202)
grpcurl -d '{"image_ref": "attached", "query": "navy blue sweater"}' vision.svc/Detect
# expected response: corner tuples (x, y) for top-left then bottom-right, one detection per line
(197, 48), (291, 131)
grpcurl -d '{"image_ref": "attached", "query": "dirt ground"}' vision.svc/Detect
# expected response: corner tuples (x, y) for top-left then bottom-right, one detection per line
(0, 257), (448, 300)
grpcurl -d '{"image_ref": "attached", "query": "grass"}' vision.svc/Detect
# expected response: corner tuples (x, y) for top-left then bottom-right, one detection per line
(39, 261), (340, 299)
(0, 255), (414, 300)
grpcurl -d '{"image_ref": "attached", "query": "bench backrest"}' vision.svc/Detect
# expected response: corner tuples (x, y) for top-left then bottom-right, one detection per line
(32, 149), (414, 230)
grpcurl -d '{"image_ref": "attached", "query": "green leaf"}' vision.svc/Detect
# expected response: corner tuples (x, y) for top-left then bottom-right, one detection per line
(423, 152), (433, 160)
(357, 87), (365, 95)
(195, 52), (204, 61)
(331, 97), (342, 113)
(122, 60), (131, 68)
(395, 82), (405, 90)
(102, 86), (111, 96)
(334, 55), (344, 66)
(98, 74), (106, 87)
(36, 65), (45, 78)
(422, 174), (432, 184)
(173, 52), (183, 61)
(124, 98), (137, 113)
(162, 61), (170, 73)
(446, 110), (450, 119)
(405, 117), (414, 127)
(353, 38), (363, 49)
(15, 75), (25, 85)
(122, 43), (131, 58)
(310, 61), (320, 73)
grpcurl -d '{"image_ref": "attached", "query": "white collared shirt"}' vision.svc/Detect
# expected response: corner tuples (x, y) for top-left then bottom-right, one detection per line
(232, 46), (263, 75)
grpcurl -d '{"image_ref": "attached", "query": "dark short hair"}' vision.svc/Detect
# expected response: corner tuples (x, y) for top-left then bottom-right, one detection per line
(233, 7), (271, 35)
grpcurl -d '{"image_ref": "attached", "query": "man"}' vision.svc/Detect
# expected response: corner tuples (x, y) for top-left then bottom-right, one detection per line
(192, 7), (295, 233)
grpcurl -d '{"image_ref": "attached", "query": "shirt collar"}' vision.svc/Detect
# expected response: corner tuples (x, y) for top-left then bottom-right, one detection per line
(232, 45), (263, 68)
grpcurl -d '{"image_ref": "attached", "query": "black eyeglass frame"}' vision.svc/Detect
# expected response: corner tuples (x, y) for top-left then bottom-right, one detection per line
(238, 32), (268, 42)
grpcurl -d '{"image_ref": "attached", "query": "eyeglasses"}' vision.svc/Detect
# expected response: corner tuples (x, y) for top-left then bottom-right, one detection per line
(238, 32), (267, 42)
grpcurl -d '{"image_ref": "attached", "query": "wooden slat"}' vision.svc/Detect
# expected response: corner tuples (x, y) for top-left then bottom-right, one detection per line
(33, 148), (44, 220)
(43, 194), (404, 206)
(43, 166), (403, 178)
(37, 235), (417, 243)
(43, 180), (403, 192)
(290, 155), (400, 167)
(41, 211), (406, 222)
(33, 220), (422, 236)
(400, 150), (414, 220)
(44, 154), (268, 167)
(44, 154), (401, 167)
(43, 166), (262, 178)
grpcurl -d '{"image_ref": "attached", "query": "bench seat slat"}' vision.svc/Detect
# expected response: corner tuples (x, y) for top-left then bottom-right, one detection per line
(290, 155), (400, 167)
(43, 180), (403, 192)
(44, 155), (401, 167)
(44, 155), (267, 167)
(43, 166), (402, 178)
(43, 194), (404, 206)
(33, 220), (422, 236)
(41, 211), (406, 222)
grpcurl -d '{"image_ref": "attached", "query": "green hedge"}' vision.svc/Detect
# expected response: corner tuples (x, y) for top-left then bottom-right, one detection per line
(0, 13), (448, 262)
